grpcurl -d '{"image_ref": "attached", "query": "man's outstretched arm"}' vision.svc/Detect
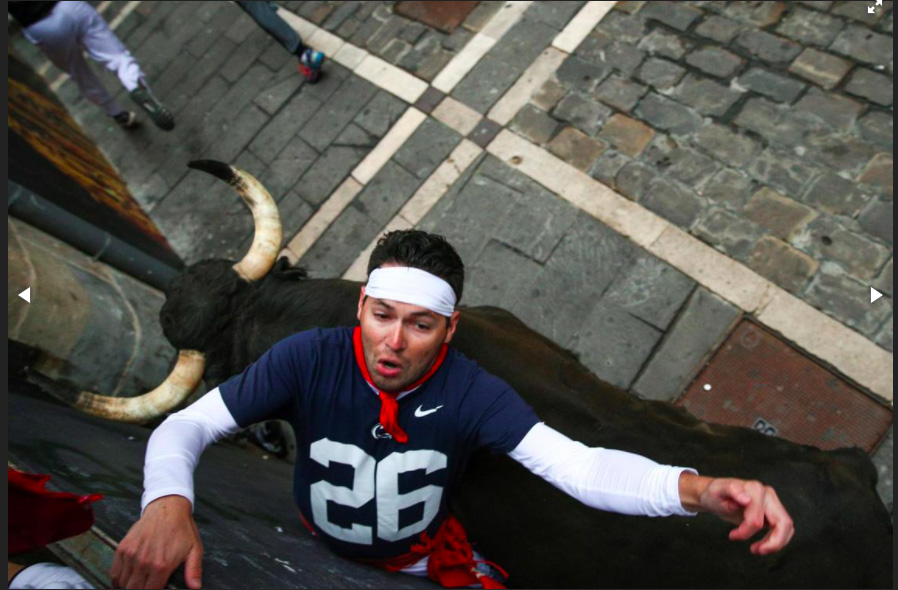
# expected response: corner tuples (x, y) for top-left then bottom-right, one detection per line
(509, 423), (794, 553)
(111, 389), (241, 589)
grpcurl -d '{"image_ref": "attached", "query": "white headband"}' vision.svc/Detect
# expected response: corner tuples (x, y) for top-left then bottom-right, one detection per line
(365, 267), (457, 317)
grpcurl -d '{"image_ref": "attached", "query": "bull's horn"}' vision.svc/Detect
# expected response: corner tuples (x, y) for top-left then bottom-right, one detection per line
(188, 160), (282, 281)
(73, 350), (205, 423)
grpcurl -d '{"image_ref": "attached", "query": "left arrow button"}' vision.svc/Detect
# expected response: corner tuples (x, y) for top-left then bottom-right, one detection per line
(19, 288), (31, 303)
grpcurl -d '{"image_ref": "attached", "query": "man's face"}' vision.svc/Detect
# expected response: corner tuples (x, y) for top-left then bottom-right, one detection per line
(357, 286), (459, 393)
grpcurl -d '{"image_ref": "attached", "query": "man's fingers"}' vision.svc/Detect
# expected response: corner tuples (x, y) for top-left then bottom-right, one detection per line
(185, 545), (204, 589)
(707, 478), (794, 555)
(110, 550), (123, 588)
(144, 562), (177, 590)
(750, 522), (793, 555)
(728, 482), (766, 541)
(750, 489), (795, 554)
(112, 548), (135, 590)
(123, 568), (150, 590)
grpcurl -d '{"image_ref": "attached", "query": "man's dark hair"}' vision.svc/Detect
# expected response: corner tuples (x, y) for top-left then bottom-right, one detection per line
(367, 230), (465, 303)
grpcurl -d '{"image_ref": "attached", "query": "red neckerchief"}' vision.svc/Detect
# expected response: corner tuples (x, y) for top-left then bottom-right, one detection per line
(353, 326), (447, 444)
(357, 513), (509, 588)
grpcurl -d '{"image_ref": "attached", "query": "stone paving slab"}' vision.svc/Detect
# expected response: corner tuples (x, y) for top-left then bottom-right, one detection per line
(633, 287), (740, 401)
(418, 154), (710, 392)
(513, 0), (894, 352)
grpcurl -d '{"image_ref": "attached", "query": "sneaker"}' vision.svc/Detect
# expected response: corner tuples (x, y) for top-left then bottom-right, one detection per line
(112, 110), (138, 129)
(298, 48), (325, 83)
(129, 86), (174, 131)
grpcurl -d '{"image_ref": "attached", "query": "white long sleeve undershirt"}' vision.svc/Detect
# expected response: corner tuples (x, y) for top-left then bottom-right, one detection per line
(508, 423), (696, 517)
(142, 389), (696, 517)
(141, 388), (240, 511)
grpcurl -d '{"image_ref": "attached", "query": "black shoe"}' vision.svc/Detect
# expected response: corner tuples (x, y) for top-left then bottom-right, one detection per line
(129, 87), (174, 131)
(113, 110), (138, 129)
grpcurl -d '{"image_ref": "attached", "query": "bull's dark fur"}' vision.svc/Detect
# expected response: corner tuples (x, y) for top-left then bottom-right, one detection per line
(162, 257), (893, 588)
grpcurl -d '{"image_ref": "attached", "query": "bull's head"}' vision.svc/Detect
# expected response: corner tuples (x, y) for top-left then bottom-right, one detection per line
(72, 161), (282, 422)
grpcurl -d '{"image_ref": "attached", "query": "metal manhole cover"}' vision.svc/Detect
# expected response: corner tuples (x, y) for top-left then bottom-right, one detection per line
(677, 320), (892, 452)
(395, 1), (481, 34)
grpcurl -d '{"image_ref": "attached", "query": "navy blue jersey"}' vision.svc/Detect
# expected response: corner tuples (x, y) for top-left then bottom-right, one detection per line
(219, 327), (540, 560)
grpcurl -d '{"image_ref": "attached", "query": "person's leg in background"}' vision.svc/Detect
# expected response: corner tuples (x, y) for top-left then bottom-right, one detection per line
(22, 2), (134, 127)
(235, 1), (325, 83)
(70, 0), (173, 130)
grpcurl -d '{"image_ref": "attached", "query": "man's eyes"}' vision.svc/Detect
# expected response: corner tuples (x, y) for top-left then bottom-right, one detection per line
(372, 311), (432, 330)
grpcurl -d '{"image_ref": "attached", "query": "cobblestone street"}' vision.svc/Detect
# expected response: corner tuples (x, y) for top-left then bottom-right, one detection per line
(9, 0), (894, 508)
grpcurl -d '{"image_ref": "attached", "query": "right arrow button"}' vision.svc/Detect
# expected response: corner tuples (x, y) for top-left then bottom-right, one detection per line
(871, 287), (883, 303)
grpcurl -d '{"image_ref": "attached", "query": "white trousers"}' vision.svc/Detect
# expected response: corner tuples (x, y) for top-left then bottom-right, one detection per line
(23, 1), (144, 115)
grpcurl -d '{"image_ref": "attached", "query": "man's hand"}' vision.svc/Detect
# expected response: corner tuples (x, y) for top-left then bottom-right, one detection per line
(679, 473), (795, 555)
(110, 495), (204, 589)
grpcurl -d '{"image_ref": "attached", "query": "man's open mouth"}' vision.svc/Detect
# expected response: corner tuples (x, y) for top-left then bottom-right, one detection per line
(376, 359), (403, 377)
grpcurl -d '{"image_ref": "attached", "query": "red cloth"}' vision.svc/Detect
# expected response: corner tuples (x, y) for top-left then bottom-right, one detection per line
(8, 468), (103, 555)
(360, 514), (508, 589)
(352, 325), (448, 444)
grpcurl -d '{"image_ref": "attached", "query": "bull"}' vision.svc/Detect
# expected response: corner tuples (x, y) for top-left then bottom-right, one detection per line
(72, 161), (892, 588)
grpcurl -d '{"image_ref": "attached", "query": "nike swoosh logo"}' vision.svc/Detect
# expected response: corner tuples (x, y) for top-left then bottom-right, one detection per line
(414, 404), (443, 418)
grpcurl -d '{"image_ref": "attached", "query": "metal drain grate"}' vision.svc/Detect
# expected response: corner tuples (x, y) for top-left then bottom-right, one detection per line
(677, 320), (892, 452)
(395, 1), (481, 34)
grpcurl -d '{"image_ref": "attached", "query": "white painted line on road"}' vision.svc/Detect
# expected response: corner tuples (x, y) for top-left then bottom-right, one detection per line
(486, 128), (893, 403)
(351, 107), (427, 185)
(332, 42), (367, 70)
(487, 47), (566, 125)
(552, 1), (616, 53)
(431, 1), (533, 93)
(49, 73), (69, 93)
(284, 0), (597, 287)
(108, 1), (142, 30)
(283, 177), (364, 263)
(432, 97), (482, 136)
(480, 1), (534, 40)
(648, 225), (771, 312)
(758, 286), (893, 401)
(342, 140), (483, 281)
(431, 33), (497, 93)
(279, 6), (428, 104)
(397, 139), (483, 226)
(276, 6), (316, 41)
(488, 130), (669, 248)
(306, 27), (345, 58)
(354, 54), (429, 104)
